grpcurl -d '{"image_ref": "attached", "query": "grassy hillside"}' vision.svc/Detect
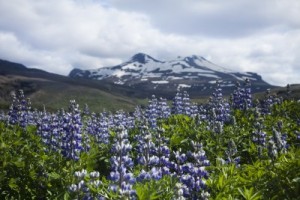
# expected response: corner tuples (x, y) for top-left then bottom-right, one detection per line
(0, 59), (151, 112)
(0, 74), (146, 112)
(253, 84), (300, 100)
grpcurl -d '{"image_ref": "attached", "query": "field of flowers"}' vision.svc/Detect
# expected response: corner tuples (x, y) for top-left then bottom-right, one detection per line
(0, 80), (299, 200)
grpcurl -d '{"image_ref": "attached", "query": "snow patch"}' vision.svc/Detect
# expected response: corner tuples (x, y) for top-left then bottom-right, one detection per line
(114, 80), (125, 85)
(167, 76), (183, 80)
(199, 74), (220, 78)
(194, 57), (233, 73)
(151, 80), (169, 84)
(177, 84), (191, 89)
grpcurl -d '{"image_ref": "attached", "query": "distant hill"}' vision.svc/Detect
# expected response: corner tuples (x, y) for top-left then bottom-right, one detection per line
(0, 59), (143, 112)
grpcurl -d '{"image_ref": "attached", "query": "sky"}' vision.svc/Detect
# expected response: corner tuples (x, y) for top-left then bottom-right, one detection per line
(0, 0), (299, 86)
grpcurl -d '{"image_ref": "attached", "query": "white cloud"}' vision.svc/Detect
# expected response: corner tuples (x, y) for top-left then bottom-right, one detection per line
(0, 0), (299, 86)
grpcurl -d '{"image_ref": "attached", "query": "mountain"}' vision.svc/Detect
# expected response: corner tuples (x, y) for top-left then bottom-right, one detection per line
(69, 53), (274, 97)
(0, 59), (141, 111)
(1, 58), (297, 111)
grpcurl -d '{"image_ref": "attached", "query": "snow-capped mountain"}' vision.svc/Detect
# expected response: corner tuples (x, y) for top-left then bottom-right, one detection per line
(69, 53), (272, 97)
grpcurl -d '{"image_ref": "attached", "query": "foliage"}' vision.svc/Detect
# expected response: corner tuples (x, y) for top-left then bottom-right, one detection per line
(0, 88), (300, 199)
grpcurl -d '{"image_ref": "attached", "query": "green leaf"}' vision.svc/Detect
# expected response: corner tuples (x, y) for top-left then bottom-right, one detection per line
(238, 187), (261, 200)
(292, 177), (300, 183)
(29, 170), (37, 179)
(48, 172), (61, 179)
(14, 160), (25, 168)
(9, 178), (18, 191)
(64, 192), (70, 200)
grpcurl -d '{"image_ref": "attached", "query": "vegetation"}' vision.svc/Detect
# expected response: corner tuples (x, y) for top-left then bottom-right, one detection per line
(0, 81), (299, 199)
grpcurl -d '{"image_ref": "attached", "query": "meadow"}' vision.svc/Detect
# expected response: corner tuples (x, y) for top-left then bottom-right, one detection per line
(0, 81), (299, 199)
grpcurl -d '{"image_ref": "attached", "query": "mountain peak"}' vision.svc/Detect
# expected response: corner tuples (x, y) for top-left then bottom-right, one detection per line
(130, 53), (162, 64)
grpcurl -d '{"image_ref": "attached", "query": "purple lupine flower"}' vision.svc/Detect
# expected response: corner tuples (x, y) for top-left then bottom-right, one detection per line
(133, 106), (144, 122)
(8, 90), (32, 127)
(197, 104), (207, 121)
(225, 139), (240, 166)
(207, 80), (231, 124)
(145, 95), (159, 129)
(136, 127), (172, 181)
(264, 89), (282, 115)
(109, 126), (136, 198)
(190, 103), (199, 118)
(87, 112), (110, 144)
(182, 91), (191, 116)
(232, 79), (252, 111)
(36, 108), (52, 150)
(209, 120), (223, 135)
(112, 110), (135, 130)
(272, 127), (287, 153)
(61, 100), (83, 161)
(174, 183), (186, 200)
(252, 120), (267, 157)
(260, 89), (276, 115)
(157, 97), (171, 119)
(83, 103), (90, 116)
(137, 170), (151, 182)
(86, 112), (97, 135)
(135, 125), (161, 181)
(150, 167), (162, 180)
(172, 92), (183, 114)
(69, 169), (103, 199)
(174, 141), (210, 199)
(154, 128), (172, 176)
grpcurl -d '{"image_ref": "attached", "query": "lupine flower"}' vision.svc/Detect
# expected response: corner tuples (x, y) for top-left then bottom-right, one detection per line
(225, 139), (240, 166)
(61, 100), (83, 161)
(83, 103), (90, 116)
(260, 89), (275, 115)
(157, 97), (171, 119)
(36, 108), (52, 151)
(260, 89), (282, 115)
(272, 127), (287, 154)
(97, 113), (110, 144)
(190, 103), (199, 118)
(69, 169), (103, 199)
(109, 126), (136, 198)
(135, 125), (171, 182)
(86, 112), (110, 145)
(252, 120), (267, 157)
(232, 79), (252, 110)
(207, 81), (231, 125)
(268, 139), (278, 161)
(8, 90), (32, 127)
(153, 128), (172, 177)
(172, 92), (183, 114)
(145, 95), (159, 129)
(174, 183), (186, 200)
(112, 110), (135, 129)
(182, 91), (191, 116)
(175, 141), (210, 199)
(133, 106), (144, 122)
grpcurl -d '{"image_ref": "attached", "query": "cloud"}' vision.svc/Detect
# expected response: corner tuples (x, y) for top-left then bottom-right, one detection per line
(110, 0), (300, 37)
(0, 0), (299, 86)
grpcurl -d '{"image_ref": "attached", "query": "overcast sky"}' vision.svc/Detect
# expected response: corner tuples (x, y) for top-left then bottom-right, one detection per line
(0, 0), (299, 86)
